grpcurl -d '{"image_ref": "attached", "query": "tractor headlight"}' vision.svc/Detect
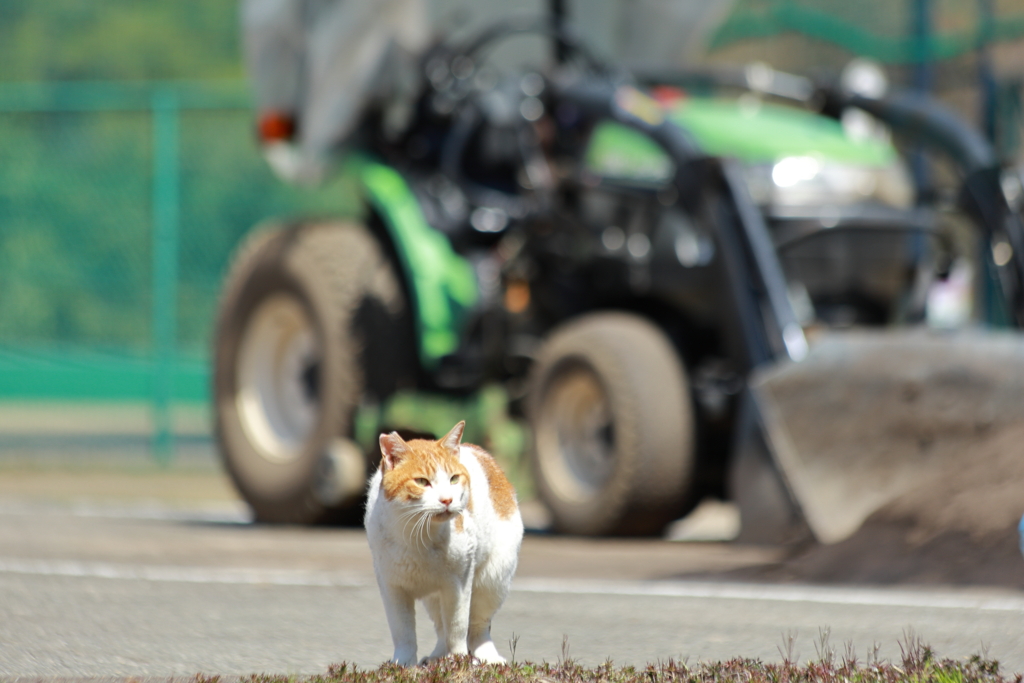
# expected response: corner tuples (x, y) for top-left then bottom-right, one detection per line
(744, 156), (914, 210)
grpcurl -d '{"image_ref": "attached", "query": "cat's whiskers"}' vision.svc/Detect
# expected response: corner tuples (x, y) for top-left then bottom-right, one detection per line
(418, 525), (430, 551)
(396, 506), (431, 551)
(395, 508), (425, 548)
(417, 509), (434, 548)
(418, 510), (434, 549)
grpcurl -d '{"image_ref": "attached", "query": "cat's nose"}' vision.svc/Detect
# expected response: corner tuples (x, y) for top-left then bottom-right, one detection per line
(439, 497), (452, 507)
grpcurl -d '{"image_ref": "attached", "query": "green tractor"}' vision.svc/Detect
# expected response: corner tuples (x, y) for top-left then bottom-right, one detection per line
(213, 11), (1024, 541)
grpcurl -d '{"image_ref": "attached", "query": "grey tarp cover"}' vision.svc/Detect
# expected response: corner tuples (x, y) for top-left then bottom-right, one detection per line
(241, 0), (738, 146)
(242, 0), (428, 174)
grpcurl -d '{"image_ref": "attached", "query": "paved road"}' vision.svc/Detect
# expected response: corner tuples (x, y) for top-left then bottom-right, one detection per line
(0, 496), (1022, 678)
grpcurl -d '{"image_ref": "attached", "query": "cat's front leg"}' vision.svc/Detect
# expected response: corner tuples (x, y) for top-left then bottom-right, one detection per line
(380, 583), (418, 666)
(420, 593), (448, 663)
(439, 574), (473, 657)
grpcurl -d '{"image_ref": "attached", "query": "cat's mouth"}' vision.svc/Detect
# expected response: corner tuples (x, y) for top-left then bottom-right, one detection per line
(432, 510), (457, 522)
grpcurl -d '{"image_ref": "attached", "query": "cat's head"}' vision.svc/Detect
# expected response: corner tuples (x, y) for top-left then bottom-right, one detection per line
(378, 421), (471, 522)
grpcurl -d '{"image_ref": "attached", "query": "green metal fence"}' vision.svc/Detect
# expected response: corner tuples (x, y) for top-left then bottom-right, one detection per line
(0, 81), (357, 459)
(711, 0), (1024, 63)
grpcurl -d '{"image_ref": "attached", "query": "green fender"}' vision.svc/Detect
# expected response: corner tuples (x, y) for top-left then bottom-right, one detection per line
(346, 155), (478, 369)
(585, 96), (898, 181)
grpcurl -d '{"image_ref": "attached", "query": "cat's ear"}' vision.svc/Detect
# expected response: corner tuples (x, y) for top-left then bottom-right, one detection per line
(440, 421), (465, 453)
(379, 431), (409, 471)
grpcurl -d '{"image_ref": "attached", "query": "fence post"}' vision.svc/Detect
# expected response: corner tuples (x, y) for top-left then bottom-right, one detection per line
(151, 86), (180, 463)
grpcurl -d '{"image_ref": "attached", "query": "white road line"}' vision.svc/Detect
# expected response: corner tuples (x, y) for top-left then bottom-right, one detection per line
(0, 558), (366, 587)
(0, 500), (253, 524)
(1, 557), (1021, 613)
(512, 577), (1024, 613)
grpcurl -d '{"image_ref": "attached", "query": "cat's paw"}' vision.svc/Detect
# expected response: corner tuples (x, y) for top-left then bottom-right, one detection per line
(391, 649), (418, 667)
(472, 641), (507, 664)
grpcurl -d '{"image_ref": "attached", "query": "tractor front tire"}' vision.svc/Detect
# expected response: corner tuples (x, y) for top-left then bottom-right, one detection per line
(213, 219), (410, 524)
(527, 312), (696, 535)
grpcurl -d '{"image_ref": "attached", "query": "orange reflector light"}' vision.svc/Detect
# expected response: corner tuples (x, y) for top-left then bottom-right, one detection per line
(258, 111), (297, 142)
(504, 281), (530, 314)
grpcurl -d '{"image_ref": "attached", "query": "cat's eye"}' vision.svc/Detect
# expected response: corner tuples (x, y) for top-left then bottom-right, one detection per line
(450, 475), (460, 484)
(414, 477), (431, 487)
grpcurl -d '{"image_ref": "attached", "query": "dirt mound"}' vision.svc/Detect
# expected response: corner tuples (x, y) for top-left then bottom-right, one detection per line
(878, 422), (1024, 544)
(723, 422), (1024, 588)
(739, 521), (1024, 588)
(755, 329), (1024, 545)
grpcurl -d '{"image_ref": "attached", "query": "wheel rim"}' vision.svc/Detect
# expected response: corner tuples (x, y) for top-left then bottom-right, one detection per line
(535, 363), (616, 503)
(236, 294), (321, 464)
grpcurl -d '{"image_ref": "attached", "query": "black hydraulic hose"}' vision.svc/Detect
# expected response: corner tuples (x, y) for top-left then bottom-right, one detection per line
(438, 98), (479, 184)
(847, 92), (995, 173)
(550, 0), (570, 64)
(962, 170), (1024, 326)
(555, 78), (708, 217)
(553, 79), (702, 169)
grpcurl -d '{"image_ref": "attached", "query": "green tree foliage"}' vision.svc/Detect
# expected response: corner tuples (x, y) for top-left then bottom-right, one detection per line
(0, 0), (242, 82)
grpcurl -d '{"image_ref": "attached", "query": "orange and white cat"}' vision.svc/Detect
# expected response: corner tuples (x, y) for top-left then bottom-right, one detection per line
(364, 421), (523, 666)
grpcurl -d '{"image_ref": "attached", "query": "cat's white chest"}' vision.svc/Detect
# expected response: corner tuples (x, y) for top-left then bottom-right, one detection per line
(365, 489), (477, 592)
(394, 524), (474, 582)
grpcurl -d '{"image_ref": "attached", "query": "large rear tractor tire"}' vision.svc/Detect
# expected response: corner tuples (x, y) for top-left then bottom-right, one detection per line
(527, 313), (696, 535)
(213, 220), (412, 524)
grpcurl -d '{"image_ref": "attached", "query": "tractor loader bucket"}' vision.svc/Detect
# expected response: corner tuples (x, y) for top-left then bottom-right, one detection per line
(715, 90), (1024, 546)
(750, 328), (1024, 544)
